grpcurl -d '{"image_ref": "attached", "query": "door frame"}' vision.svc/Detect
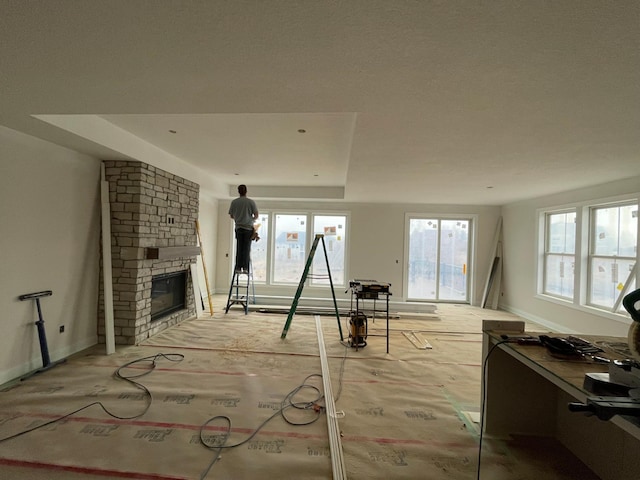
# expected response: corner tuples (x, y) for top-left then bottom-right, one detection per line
(403, 213), (477, 303)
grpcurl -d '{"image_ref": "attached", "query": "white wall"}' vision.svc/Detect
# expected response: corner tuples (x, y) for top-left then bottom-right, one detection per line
(0, 126), (102, 383)
(216, 199), (502, 308)
(501, 176), (640, 336)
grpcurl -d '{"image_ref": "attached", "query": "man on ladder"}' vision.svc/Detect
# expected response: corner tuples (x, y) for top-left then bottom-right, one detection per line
(226, 185), (258, 314)
(228, 184), (259, 273)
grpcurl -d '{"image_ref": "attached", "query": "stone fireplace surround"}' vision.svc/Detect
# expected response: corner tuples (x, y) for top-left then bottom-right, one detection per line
(98, 160), (200, 345)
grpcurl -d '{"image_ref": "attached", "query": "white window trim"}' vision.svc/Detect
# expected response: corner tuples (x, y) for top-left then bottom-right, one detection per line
(541, 209), (577, 300)
(310, 211), (350, 288)
(267, 209), (351, 288)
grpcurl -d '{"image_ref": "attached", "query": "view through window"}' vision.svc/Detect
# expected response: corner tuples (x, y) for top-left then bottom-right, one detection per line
(407, 217), (470, 302)
(311, 215), (347, 286)
(544, 211), (576, 299)
(589, 203), (637, 310)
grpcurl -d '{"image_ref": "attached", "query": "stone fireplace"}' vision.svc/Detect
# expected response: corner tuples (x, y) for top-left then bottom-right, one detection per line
(98, 160), (200, 345)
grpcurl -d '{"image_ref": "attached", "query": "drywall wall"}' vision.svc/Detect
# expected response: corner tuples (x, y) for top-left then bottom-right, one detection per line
(216, 199), (502, 309)
(0, 125), (102, 384)
(501, 176), (640, 336)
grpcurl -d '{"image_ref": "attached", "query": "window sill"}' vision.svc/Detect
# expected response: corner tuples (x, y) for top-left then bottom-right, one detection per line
(535, 293), (632, 325)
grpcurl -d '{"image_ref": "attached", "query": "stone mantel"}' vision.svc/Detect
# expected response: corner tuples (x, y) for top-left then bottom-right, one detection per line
(120, 246), (201, 261)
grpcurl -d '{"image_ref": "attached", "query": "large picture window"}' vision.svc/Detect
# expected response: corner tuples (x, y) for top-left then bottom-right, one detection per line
(233, 210), (349, 288)
(272, 214), (307, 284)
(242, 212), (347, 287)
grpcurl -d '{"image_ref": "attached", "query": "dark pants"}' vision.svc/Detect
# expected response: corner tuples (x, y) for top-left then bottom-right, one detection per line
(235, 228), (253, 271)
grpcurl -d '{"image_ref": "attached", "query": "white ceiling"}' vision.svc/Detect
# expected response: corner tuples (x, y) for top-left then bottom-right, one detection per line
(1, 1), (639, 205)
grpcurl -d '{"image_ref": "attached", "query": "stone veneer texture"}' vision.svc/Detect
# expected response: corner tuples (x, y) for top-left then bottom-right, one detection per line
(98, 160), (200, 345)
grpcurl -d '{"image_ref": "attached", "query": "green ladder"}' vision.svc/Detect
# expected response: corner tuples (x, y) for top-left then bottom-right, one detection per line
(280, 234), (343, 340)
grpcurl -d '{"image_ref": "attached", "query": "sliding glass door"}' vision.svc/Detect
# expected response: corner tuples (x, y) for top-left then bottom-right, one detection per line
(407, 217), (471, 302)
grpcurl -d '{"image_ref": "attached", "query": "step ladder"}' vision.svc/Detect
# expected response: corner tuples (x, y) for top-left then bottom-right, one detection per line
(281, 234), (343, 341)
(225, 262), (255, 315)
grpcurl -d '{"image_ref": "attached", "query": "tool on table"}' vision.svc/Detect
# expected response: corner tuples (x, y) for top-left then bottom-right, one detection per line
(568, 288), (640, 420)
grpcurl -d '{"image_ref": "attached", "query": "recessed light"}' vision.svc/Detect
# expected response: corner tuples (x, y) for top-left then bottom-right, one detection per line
(298, 129), (306, 133)
(169, 130), (177, 134)
(486, 186), (494, 189)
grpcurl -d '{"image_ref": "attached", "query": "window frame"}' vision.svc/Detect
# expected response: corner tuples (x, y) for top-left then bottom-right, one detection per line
(231, 209), (349, 289)
(537, 194), (639, 320)
(587, 202), (638, 311)
(310, 212), (349, 287)
(403, 213), (476, 303)
(542, 209), (577, 300)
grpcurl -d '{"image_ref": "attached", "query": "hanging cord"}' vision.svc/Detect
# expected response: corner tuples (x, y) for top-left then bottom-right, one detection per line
(0, 352), (184, 443)
(476, 340), (509, 480)
(198, 373), (325, 479)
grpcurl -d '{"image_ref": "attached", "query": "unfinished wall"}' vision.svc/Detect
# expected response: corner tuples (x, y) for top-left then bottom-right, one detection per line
(0, 126), (101, 384)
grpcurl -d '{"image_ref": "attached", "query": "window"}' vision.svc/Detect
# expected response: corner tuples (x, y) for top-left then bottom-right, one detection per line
(539, 198), (638, 317)
(250, 213), (269, 282)
(272, 214), (307, 284)
(311, 215), (347, 286)
(588, 203), (637, 310)
(234, 211), (349, 287)
(543, 211), (576, 299)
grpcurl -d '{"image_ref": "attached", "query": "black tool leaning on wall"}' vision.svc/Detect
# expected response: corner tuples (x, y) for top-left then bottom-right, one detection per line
(18, 290), (66, 380)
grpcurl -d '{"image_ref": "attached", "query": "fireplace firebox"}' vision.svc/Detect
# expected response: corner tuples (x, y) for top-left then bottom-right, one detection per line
(151, 271), (187, 321)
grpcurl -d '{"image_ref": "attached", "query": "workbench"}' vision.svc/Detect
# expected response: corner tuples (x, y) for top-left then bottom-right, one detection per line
(348, 280), (391, 353)
(482, 320), (640, 480)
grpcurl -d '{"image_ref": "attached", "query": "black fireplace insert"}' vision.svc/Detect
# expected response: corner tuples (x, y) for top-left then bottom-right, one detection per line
(151, 270), (187, 321)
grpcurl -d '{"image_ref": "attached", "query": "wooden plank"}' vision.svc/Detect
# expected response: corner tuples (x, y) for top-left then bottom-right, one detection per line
(195, 220), (214, 315)
(100, 163), (115, 355)
(190, 264), (204, 318)
(482, 217), (503, 309)
(402, 331), (433, 349)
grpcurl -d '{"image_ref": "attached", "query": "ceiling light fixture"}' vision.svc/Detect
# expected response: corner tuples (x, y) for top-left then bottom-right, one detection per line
(169, 130), (177, 134)
(297, 129), (306, 133)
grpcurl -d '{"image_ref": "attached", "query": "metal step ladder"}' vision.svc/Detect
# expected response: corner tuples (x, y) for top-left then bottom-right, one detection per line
(280, 234), (343, 340)
(225, 262), (255, 315)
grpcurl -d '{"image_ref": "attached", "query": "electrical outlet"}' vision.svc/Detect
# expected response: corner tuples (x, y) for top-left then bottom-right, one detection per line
(59, 325), (65, 333)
